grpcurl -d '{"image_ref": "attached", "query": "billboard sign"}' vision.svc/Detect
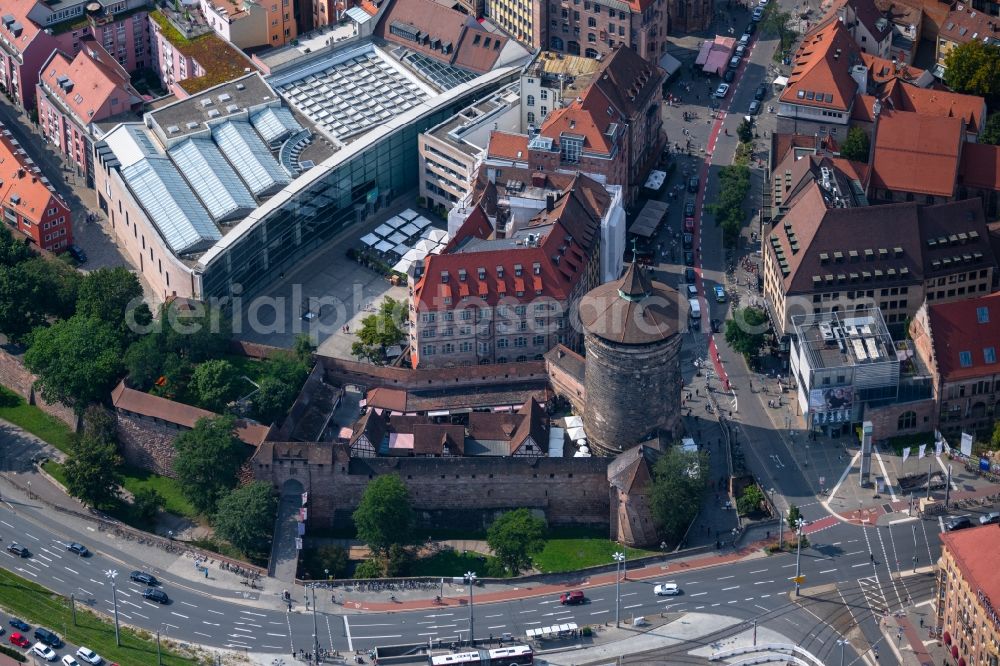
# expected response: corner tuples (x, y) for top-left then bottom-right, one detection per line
(808, 386), (854, 412)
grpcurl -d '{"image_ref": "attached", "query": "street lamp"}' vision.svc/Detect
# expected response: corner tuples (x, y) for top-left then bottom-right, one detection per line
(465, 572), (477, 645)
(612, 552), (625, 628)
(837, 639), (847, 666)
(793, 519), (805, 596)
(105, 569), (121, 646)
(308, 584), (320, 665)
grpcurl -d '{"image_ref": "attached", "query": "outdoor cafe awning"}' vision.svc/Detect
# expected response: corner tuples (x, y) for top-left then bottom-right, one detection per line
(629, 199), (670, 238)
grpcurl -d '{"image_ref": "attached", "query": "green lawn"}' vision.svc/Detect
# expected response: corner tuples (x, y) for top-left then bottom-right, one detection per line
(533, 538), (658, 573)
(118, 465), (198, 519)
(0, 384), (75, 453)
(407, 549), (506, 578)
(42, 460), (67, 486)
(0, 566), (197, 664)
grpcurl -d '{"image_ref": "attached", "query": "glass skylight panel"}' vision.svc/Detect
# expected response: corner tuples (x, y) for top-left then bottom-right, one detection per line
(121, 157), (220, 255)
(169, 138), (256, 222)
(212, 121), (291, 196)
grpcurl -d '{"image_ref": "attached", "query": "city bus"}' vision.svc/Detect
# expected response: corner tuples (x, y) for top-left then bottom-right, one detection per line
(428, 645), (533, 666)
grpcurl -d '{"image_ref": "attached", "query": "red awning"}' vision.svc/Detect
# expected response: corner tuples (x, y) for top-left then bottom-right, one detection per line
(959, 658), (966, 666)
(944, 631), (952, 645)
(951, 645), (959, 659)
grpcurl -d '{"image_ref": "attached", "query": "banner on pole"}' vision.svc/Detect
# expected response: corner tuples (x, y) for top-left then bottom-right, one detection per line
(961, 432), (974, 457)
(301, 492), (308, 506)
(918, 444), (926, 459)
(935, 441), (943, 457)
(295, 537), (303, 550)
(902, 446), (911, 464)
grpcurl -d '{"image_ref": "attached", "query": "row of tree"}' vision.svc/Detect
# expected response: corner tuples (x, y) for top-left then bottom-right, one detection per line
(707, 164), (752, 248)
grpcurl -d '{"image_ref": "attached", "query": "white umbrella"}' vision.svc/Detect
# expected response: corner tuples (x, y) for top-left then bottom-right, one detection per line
(360, 233), (379, 247)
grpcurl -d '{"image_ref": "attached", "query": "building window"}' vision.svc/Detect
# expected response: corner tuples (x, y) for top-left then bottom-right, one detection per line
(959, 351), (973, 367)
(587, 31), (596, 42)
(587, 16), (596, 27)
(977, 306), (990, 323)
(527, 95), (535, 107)
(561, 137), (582, 163)
(898, 411), (916, 430)
(422, 345), (436, 356)
(985, 347), (997, 364)
(527, 111), (536, 124)
(540, 89), (548, 100)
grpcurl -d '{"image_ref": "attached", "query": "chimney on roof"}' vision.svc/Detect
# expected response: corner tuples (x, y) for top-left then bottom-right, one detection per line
(531, 172), (546, 187)
(16, 168), (24, 179)
(546, 193), (555, 212)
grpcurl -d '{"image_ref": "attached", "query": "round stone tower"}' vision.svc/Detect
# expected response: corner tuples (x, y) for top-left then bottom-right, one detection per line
(577, 261), (683, 455)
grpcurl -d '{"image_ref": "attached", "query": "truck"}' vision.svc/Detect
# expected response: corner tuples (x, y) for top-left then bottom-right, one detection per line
(689, 298), (701, 321)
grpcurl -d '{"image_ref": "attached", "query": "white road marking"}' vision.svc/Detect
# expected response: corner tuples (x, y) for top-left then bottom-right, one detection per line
(485, 614), (504, 618)
(820, 569), (837, 574)
(207, 609), (225, 615)
(52, 576), (64, 583)
(78, 588), (92, 596)
(590, 610), (608, 615)
(754, 581), (774, 585)
(344, 616), (354, 652)
(133, 612), (149, 620)
(181, 601), (197, 608)
(194, 632), (212, 638)
(24, 533), (39, 541)
(232, 627), (253, 634)
(171, 612), (189, 619)
(689, 592), (707, 597)
(89, 578), (104, 585)
(852, 562), (869, 568)
(240, 610), (267, 616)
(624, 603), (642, 609)
(266, 632), (286, 637)
(718, 575), (735, 580)
(749, 569), (768, 574)
(204, 621), (220, 626)
(64, 567), (79, 575)
(487, 625), (506, 630)
(16, 568), (37, 577)
(722, 586), (740, 591)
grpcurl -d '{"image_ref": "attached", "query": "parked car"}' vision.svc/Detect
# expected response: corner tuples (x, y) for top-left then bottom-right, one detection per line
(683, 233), (694, 250)
(33, 627), (62, 648)
(728, 55), (741, 70)
(6, 543), (29, 558)
(723, 69), (736, 83)
(560, 590), (586, 605)
(653, 583), (681, 596)
(76, 647), (103, 665)
(685, 267), (697, 282)
(142, 588), (170, 604)
(714, 285), (727, 302)
(945, 516), (973, 531)
(686, 284), (698, 298)
(683, 217), (695, 233)
(744, 21), (756, 35)
(66, 543), (89, 557)
(684, 251), (695, 266)
(714, 83), (731, 98)
(735, 44), (746, 58)
(710, 318), (721, 333)
(980, 512), (1000, 525)
(8, 619), (29, 632)
(749, 100), (761, 115)
(752, 6), (765, 20)
(9, 633), (29, 648)
(32, 643), (58, 662)
(687, 176), (699, 193)
(739, 33), (750, 46)
(62, 656), (81, 666)
(754, 84), (768, 100)
(684, 200), (696, 218)
(130, 571), (159, 586)
(66, 244), (87, 264)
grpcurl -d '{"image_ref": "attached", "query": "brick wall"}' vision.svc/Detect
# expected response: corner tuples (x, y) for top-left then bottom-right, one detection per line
(256, 444), (612, 531)
(0, 348), (77, 430)
(865, 397), (937, 442)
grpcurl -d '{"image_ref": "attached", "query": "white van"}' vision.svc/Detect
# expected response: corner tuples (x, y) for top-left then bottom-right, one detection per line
(689, 298), (701, 320)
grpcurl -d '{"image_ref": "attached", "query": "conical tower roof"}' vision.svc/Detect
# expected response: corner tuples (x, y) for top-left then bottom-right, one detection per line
(578, 260), (681, 345)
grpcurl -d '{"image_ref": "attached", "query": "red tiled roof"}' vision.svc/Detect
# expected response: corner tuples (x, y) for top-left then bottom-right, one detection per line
(540, 86), (621, 156)
(375, 0), (506, 73)
(882, 78), (985, 133)
(40, 41), (134, 125)
(941, 526), (1000, 621)
(860, 51), (925, 85)
(0, 0), (43, 55)
(486, 131), (529, 161)
(939, 4), (999, 47)
(959, 142), (1000, 191)
(925, 293), (1000, 383)
(780, 19), (861, 112)
(0, 129), (69, 225)
(870, 110), (962, 197)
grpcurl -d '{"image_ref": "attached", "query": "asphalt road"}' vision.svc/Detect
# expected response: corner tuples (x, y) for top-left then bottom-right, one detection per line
(0, 485), (965, 662)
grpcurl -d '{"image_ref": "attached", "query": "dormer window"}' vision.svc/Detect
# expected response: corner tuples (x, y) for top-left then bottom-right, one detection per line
(533, 262), (541, 275)
(441, 271), (450, 283)
(497, 266), (504, 278)
(478, 267), (486, 280)
(458, 269), (467, 281)
(514, 264), (523, 277)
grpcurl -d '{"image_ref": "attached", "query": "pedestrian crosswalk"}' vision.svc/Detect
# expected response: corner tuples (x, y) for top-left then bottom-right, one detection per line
(858, 575), (889, 617)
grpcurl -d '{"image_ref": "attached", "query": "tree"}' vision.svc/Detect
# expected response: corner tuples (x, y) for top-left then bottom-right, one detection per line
(760, 7), (794, 60)
(124, 335), (170, 391)
(486, 508), (547, 575)
(737, 118), (754, 144)
(840, 126), (871, 162)
(352, 474), (414, 556)
(0, 225), (35, 267)
(787, 504), (802, 529)
(737, 484), (765, 516)
(21, 257), (81, 320)
(990, 421), (1000, 449)
(190, 359), (240, 412)
(353, 558), (385, 579)
(706, 164), (751, 248)
(173, 415), (246, 514)
(24, 315), (125, 410)
(982, 112), (1000, 146)
(76, 267), (151, 344)
(724, 307), (769, 360)
(253, 352), (310, 423)
(131, 487), (165, 525)
(303, 545), (349, 580)
(944, 40), (1000, 103)
(649, 448), (707, 544)
(63, 420), (122, 509)
(0, 265), (43, 341)
(293, 333), (316, 365)
(350, 297), (407, 365)
(213, 482), (278, 557)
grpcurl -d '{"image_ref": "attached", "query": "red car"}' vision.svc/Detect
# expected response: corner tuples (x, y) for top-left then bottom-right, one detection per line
(9, 632), (29, 648)
(684, 217), (695, 233)
(560, 590), (585, 605)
